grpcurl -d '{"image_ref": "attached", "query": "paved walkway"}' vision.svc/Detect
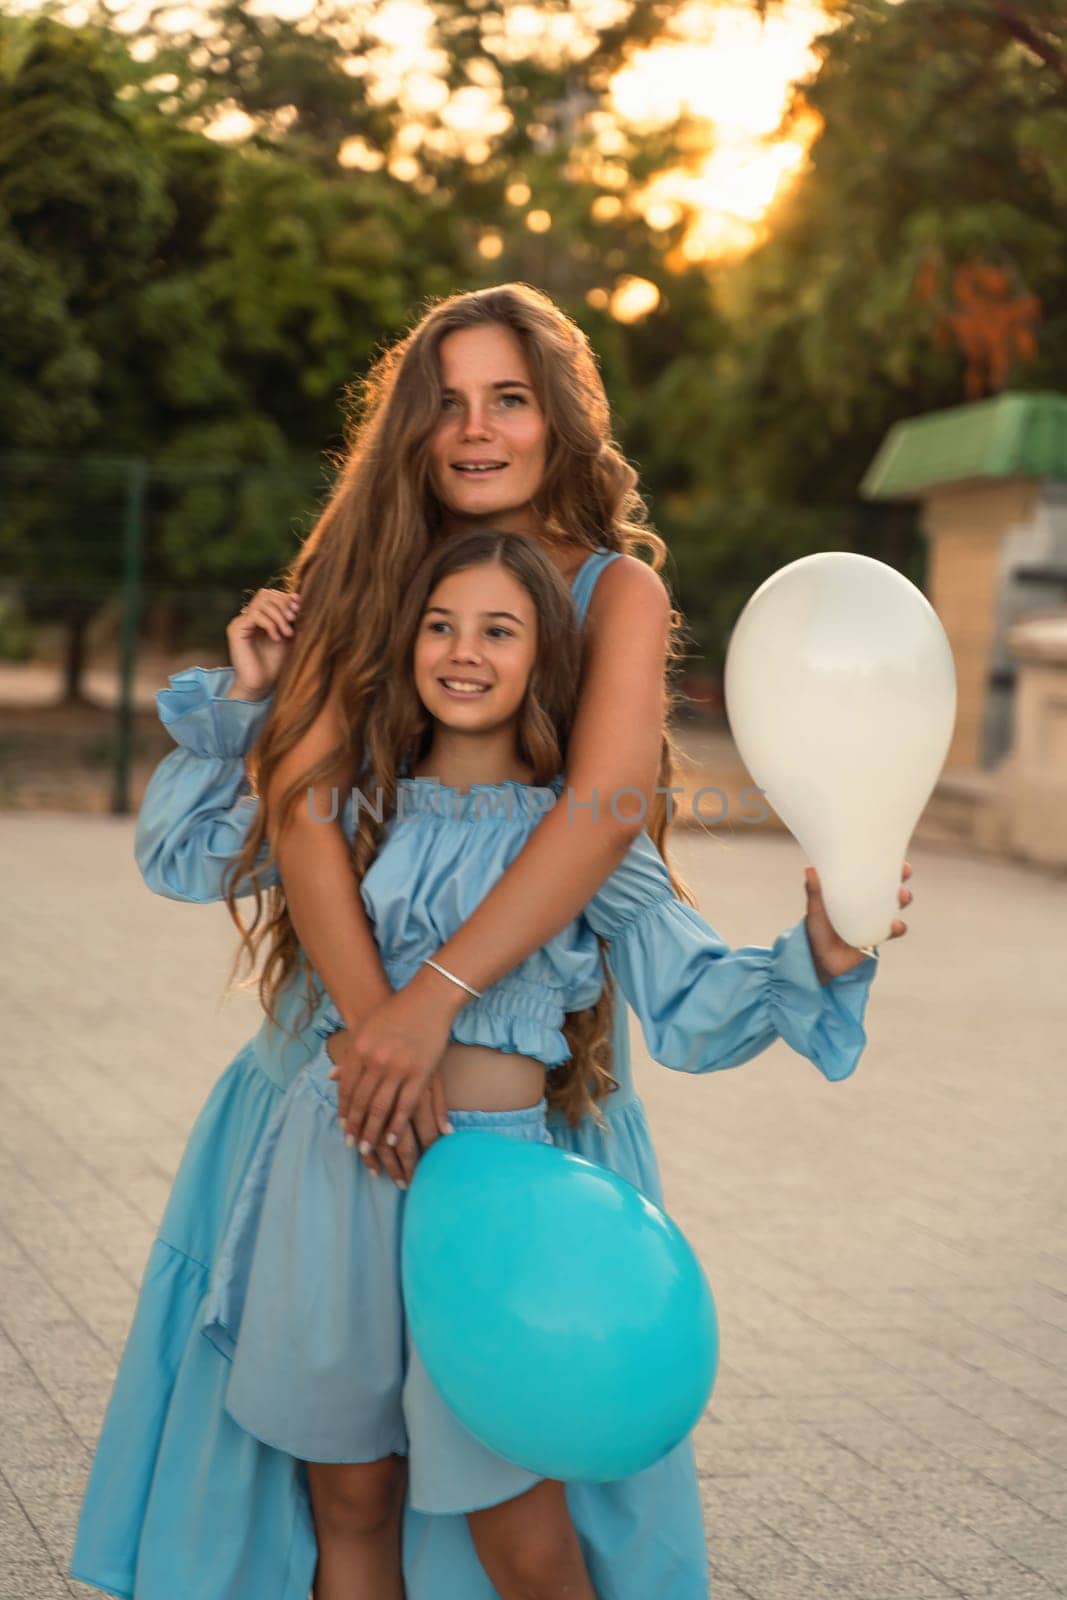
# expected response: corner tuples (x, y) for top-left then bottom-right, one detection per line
(1, 814), (1065, 1598)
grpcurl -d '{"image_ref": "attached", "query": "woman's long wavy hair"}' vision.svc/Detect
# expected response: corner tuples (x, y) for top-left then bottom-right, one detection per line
(349, 528), (620, 1128)
(221, 281), (696, 1128)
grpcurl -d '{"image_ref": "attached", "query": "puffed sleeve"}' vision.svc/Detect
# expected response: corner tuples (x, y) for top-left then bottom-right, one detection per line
(134, 665), (279, 903)
(583, 830), (878, 1083)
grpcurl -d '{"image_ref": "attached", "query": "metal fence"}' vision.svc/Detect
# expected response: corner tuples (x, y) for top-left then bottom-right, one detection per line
(0, 450), (324, 812)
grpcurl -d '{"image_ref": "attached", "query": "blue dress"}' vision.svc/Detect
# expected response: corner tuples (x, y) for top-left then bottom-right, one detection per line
(71, 549), (878, 1599)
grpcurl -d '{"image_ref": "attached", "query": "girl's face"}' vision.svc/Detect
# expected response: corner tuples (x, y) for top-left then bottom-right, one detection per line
(428, 324), (547, 535)
(413, 563), (538, 733)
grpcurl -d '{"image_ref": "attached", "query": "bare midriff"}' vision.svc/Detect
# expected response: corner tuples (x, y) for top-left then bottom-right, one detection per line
(437, 1041), (547, 1112)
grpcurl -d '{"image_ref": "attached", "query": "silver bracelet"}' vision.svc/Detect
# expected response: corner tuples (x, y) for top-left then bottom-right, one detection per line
(423, 958), (483, 1000)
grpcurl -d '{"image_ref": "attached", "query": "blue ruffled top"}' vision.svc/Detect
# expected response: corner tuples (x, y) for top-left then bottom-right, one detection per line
(316, 772), (601, 1065)
(138, 663), (879, 1084)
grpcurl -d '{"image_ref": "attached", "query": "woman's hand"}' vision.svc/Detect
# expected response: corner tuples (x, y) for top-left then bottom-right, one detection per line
(327, 969), (461, 1172)
(225, 588), (301, 699)
(804, 862), (913, 983)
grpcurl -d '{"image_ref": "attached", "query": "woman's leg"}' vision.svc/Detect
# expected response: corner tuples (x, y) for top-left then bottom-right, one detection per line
(466, 1478), (598, 1600)
(307, 1454), (408, 1600)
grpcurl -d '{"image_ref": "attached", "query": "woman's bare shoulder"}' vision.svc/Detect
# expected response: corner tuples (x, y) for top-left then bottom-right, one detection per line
(586, 551), (671, 631)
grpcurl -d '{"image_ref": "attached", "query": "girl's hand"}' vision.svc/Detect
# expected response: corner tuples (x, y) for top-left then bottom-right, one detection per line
(804, 862), (913, 983)
(326, 1030), (451, 1187)
(225, 588), (301, 699)
(327, 972), (457, 1177)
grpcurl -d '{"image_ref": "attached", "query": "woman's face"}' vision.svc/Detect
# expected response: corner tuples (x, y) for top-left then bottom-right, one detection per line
(413, 562), (538, 733)
(428, 324), (547, 536)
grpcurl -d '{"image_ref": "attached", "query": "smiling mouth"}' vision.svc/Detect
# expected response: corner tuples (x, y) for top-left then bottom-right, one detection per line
(452, 463), (507, 475)
(439, 679), (491, 696)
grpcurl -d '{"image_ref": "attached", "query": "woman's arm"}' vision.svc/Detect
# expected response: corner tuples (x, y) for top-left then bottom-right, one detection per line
(136, 600), (446, 1179)
(263, 667), (451, 1175)
(434, 555), (672, 987)
(264, 674), (388, 1026)
(135, 587), (302, 900)
(336, 555), (673, 1152)
(581, 830), (909, 1083)
(134, 666), (280, 902)
(135, 660), (393, 1039)
(135, 654), (392, 1032)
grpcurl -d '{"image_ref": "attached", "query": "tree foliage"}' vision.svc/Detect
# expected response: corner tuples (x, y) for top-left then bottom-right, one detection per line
(643, 0), (1067, 660)
(1, 0), (1064, 690)
(676, 0), (1067, 503)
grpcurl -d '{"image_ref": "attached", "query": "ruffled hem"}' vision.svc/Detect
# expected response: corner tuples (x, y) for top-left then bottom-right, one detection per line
(72, 1230), (315, 1600)
(156, 665), (274, 759)
(311, 970), (578, 1067)
(449, 1006), (570, 1065)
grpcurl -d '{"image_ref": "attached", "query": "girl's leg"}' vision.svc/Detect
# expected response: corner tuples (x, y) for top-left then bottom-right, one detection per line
(307, 1454), (407, 1600)
(467, 1478), (598, 1600)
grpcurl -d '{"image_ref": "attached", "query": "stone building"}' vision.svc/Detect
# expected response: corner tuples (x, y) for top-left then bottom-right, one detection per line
(862, 391), (1067, 866)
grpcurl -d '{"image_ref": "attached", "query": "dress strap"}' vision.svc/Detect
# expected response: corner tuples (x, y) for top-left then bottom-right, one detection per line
(571, 547), (622, 628)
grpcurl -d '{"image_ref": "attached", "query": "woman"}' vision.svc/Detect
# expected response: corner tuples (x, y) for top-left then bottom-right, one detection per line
(210, 531), (895, 1600)
(72, 283), (907, 1600)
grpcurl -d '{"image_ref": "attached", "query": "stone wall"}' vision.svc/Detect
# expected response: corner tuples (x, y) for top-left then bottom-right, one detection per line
(1003, 612), (1067, 867)
(922, 478), (1038, 769)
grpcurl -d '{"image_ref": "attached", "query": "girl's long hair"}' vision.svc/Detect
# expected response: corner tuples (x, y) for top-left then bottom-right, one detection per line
(221, 282), (695, 1128)
(350, 529), (619, 1128)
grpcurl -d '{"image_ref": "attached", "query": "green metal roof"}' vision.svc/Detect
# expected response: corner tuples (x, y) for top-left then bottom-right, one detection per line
(860, 391), (1067, 500)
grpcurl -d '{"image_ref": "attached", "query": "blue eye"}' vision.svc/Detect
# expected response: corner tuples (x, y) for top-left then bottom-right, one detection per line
(440, 392), (527, 409)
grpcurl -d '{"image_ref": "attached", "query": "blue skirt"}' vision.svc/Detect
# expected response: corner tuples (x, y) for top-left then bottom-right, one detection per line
(204, 1052), (555, 1514)
(72, 999), (710, 1599)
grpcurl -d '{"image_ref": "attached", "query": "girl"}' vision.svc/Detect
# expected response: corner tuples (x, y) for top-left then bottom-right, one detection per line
(202, 527), (891, 1600)
(72, 283), (911, 1600)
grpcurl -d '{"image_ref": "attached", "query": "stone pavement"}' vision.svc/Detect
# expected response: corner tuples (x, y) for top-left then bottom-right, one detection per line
(1, 812), (1065, 1599)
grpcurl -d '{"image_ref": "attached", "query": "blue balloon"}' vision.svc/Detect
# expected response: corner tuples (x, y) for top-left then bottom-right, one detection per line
(402, 1131), (718, 1481)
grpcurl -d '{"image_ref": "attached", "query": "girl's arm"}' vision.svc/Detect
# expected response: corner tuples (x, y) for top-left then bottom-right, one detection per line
(263, 668), (454, 1172)
(336, 555), (674, 1150)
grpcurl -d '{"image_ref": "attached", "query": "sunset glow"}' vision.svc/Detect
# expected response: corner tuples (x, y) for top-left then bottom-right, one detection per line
(11, 0), (836, 303)
(198, 0), (833, 274)
(611, 0), (831, 264)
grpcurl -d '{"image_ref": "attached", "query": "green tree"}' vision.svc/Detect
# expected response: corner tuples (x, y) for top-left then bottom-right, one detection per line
(0, 14), (172, 447)
(648, 0), (1066, 666)
(2, 1), (718, 696)
(0, 15), (175, 700)
(689, 0), (1067, 503)
(0, 14), (451, 697)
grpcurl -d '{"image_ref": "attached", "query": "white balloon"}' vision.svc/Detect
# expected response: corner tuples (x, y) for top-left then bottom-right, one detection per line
(723, 552), (956, 949)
